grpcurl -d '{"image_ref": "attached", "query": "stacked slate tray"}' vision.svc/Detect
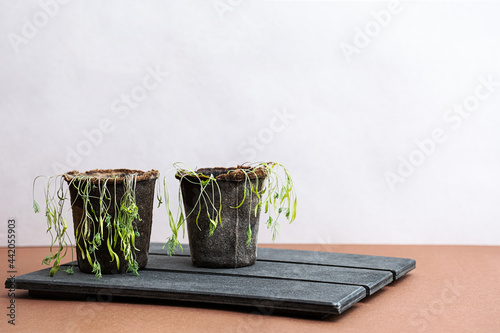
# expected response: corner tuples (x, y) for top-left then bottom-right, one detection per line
(5, 243), (415, 318)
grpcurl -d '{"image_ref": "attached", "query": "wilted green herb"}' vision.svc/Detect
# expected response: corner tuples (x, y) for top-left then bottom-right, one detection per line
(33, 173), (142, 278)
(158, 162), (297, 254)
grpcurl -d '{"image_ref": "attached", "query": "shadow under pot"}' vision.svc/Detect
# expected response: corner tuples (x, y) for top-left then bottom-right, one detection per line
(176, 166), (267, 268)
(64, 169), (159, 275)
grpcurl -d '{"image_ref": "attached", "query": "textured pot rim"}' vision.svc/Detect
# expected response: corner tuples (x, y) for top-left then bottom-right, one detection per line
(176, 165), (267, 182)
(63, 169), (159, 184)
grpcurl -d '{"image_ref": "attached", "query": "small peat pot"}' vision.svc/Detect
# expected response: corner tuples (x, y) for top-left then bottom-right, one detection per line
(64, 169), (159, 277)
(33, 169), (159, 278)
(166, 163), (297, 269)
(178, 166), (267, 268)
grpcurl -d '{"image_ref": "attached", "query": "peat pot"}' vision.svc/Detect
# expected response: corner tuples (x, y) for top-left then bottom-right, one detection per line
(177, 166), (267, 268)
(64, 169), (159, 274)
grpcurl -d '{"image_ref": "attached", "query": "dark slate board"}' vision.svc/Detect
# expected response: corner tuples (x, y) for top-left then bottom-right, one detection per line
(6, 266), (365, 316)
(150, 243), (416, 280)
(5, 244), (415, 318)
(146, 255), (393, 295)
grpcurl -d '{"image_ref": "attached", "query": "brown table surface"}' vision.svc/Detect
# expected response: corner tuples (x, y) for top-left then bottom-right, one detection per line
(2, 244), (499, 332)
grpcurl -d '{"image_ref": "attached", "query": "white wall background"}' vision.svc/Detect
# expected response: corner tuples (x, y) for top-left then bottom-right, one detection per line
(1, 0), (499, 246)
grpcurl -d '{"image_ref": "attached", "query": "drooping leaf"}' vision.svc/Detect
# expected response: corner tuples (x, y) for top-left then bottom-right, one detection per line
(42, 255), (51, 265)
(246, 223), (252, 247)
(33, 200), (40, 213)
(291, 197), (297, 222)
(49, 264), (59, 277)
(62, 266), (74, 275)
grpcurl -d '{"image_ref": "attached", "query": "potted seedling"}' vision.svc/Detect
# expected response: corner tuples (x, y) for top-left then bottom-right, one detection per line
(33, 169), (159, 278)
(161, 162), (297, 268)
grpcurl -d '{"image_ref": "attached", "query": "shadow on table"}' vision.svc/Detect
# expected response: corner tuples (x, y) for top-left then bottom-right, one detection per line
(16, 289), (361, 321)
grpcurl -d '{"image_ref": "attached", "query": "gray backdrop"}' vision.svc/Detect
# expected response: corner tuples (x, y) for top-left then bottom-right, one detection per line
(1, 0), (499, 246)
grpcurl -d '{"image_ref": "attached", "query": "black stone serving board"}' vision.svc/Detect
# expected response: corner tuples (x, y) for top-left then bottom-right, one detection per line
(5, 243), (415, 318)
